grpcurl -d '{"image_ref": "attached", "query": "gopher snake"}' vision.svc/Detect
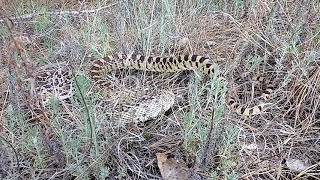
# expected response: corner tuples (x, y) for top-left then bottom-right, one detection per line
(90, 53), (273, 117)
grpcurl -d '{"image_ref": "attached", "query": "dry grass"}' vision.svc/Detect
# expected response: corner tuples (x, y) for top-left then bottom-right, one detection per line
(0, 0), (319, 179)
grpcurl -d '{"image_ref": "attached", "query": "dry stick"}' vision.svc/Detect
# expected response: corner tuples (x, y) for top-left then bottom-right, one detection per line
(0, 86), (9, 129)
(0, 2), (119, 23)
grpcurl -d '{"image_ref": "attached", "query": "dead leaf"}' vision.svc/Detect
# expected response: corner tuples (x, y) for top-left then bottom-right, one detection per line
(156, 153), (191, 180)
(8, 35), (31, 54)
(286, 158), (309, 172)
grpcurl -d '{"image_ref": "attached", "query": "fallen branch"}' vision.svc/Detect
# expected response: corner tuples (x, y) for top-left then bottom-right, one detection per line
(0, 2), (118, 23)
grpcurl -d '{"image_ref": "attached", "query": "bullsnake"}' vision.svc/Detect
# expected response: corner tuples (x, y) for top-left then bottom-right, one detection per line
(90, 53), (273, 117)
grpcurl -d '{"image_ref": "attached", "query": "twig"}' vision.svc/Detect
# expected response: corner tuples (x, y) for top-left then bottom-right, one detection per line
(0, 2), (118, 23)
(0, 90), (9, 132)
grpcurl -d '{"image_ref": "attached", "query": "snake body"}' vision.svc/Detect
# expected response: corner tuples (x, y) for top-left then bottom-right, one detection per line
(90, 54), (216, 80)
(90, 53), (272, 116)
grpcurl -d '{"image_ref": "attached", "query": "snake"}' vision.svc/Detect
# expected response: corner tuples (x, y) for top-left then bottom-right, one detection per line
(89, 53), (273, 116)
